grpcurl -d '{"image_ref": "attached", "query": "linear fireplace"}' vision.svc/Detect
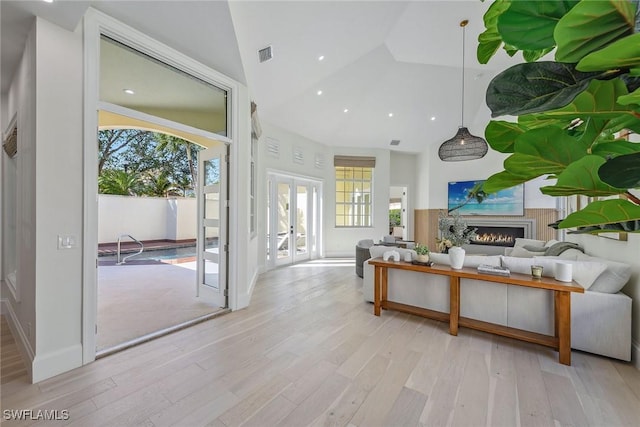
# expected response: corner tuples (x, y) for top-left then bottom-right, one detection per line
(471, 225), (524, 247)
(463, 218), (536, 254)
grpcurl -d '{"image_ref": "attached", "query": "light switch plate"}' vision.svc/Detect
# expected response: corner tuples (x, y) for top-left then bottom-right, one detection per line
(58, 235), (77, 249)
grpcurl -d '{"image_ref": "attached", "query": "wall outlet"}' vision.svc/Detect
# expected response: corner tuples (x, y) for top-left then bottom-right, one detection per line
(57, 235), (77, 249)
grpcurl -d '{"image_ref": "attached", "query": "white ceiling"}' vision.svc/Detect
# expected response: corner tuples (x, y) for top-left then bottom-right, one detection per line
(1, 0), (526, 153)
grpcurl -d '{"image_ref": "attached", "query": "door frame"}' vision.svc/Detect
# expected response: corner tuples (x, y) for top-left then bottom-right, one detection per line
(197, 144), (229, 307)
(267, 171), (323, 269)
(82, 9), (242, 364)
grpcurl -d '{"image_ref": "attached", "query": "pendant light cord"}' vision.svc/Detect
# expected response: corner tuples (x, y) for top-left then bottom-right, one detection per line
(460, 20), (466, 128)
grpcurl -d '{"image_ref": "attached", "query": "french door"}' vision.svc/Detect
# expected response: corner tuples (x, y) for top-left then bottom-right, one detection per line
(197, 144), (228, 307)
(268, 174), (321, 267)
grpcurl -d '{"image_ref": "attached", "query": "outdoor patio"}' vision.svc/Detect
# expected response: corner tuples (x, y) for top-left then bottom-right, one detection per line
(97, 259), (225, 352)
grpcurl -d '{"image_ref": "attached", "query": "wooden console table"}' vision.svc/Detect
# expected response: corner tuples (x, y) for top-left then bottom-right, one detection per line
(368, 258), (584, 365)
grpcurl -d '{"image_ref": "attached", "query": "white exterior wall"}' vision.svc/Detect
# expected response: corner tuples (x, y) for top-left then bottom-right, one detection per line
(98, 195), (198, 243)
(99, 195), (168, 243)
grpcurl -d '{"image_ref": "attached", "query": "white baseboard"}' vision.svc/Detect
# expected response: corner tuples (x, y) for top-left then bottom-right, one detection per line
(32, 343), (83, 383)
(633, 339), (640, 370)
(323, 251), (355, 258)
(1, 298), (34, 381)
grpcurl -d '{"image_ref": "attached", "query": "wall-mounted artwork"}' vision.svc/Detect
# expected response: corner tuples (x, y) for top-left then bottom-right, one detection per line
(448, 180), (524, 216)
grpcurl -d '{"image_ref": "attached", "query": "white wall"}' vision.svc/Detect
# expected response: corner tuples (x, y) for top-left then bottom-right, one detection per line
(258, 122), (395, 258)
(0, 18), (38, 381)
(390, 151), (417, 240)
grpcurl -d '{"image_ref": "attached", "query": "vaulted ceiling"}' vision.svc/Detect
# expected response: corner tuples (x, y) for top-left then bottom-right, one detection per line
(1, 1), (527, 153)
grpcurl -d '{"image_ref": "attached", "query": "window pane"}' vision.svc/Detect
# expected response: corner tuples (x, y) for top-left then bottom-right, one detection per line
(100, 36), (227, 136)
(334, 166), (373, 228)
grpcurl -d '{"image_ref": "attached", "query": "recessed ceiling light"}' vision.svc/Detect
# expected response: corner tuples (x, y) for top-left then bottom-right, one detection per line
(317, 90), (323, 95)
(388, 113), (394, 117)
(123, 89), (135, 95)
(43, 0), (54, 3)
(318, 55), (325, 61)
(343, 109), (349, 113)
(431, 116), (436, 121)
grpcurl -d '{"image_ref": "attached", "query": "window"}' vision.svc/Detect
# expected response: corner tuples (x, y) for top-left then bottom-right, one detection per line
(334, 156), (375, 227)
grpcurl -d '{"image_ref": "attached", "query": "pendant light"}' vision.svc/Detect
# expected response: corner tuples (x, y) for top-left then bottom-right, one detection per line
(438, 19), (488, 161)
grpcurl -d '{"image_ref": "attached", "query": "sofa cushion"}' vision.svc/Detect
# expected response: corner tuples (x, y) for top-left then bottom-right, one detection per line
(510, 246), (545, 258)
(533, 256), (607, 290)
(575, 253), (631, 293)
(357, 239), (375, 248)
(369, 245), (416, 260)
(430, 253), (501, 268)
(514, 238), (546, 249)
(501, 256), (607, 289)
(502, 255), (555, 277)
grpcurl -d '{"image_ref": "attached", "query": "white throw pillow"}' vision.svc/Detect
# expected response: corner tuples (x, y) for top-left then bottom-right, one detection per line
(513, 238), (546, 249)
(369, 245), (416, 260)
(534, 256), (607, 290)
(428, 253), (501, 268)
(575, 253), (631, 293)
(464, 255), (502, 268)
(501, 256), (561, 279)
(369, 246), (389, 259)
(509, 246), (545, 258)
(429, 253), (450, 265)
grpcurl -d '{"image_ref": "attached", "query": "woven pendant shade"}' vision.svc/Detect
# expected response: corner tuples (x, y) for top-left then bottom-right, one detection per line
(438, 20), (488, 162)
(438, 127), (488, 161)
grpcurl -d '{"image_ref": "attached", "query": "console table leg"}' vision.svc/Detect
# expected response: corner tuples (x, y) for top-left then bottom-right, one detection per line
(555, 290), (571, 365)
(374, 266), (381, 316)
(449, 276), (460, 336)
(381, 267), (388, 310)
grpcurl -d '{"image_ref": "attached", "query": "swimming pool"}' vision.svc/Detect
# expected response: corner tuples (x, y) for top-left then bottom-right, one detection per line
(99, 246), (197, 263)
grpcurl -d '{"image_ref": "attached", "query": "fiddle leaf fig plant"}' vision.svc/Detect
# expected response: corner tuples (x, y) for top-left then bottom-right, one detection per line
(479, 0), (640, 234)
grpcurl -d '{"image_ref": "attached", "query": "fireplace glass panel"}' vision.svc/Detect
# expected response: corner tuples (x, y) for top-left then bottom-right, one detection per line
(470, 226), (525, 247)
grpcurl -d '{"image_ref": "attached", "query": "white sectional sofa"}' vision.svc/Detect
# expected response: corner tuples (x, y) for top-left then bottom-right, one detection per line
(362, 240), (632, 361)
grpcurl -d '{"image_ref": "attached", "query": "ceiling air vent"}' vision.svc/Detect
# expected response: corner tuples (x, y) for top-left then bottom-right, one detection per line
(258, 45), (273, 63)
(390, 139), (401, 146)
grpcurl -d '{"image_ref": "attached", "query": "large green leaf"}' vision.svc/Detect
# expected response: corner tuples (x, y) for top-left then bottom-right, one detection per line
(497, 1), (578, 51)
(554, 0), (637, 63)
(537, 78), (637, 120)
(577, 33), (640, 72)
(557, 198), (640, 230)
(513, 126), (589, 164)
(484, 120), (527, 153)
(486, 62), (614, 117)
(478, 0), (511, 64)
(592, 139), (640, 158)
(540, 155), (625, 197)
(482, 170), (530, 194)
(523, 47), (554, 63)
(618, 87), (640, 106)
(566, 221), (640, 233)
(598, 152), (640, 188)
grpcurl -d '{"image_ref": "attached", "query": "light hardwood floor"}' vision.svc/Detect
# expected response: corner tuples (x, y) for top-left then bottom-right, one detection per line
(1, 258), (639, 426)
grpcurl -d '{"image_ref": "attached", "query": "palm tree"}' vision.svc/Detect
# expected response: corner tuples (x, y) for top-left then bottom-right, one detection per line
(98, 169), (142, 196)
(144, 171), (176, 197)
(155, 133), (197, 192)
